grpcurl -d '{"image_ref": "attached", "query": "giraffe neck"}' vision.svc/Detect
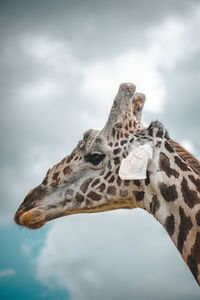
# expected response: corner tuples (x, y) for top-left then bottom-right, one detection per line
(142, 140), (200, 284)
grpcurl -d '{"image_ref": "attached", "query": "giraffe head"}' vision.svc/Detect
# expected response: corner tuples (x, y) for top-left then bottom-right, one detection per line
(14, 83), (152, 229)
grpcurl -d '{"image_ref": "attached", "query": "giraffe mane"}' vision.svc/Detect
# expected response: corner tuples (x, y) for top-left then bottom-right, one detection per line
(168, 139), (200, 176)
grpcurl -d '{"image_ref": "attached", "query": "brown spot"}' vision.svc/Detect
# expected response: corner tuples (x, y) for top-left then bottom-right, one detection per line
(124, 180), (130, 186)
(107, 186), (117, 196)
(165, 214), (175, 236)
(97, 183), (106, 192)
(63, 166), (72, 175)
(177, 207), (193, 254)
(113, 148), (121, 155)
(87, 191), (101, 201)
(120, 132), (124, 139)
(156, 141), (161, 147)
(52, 172), (59, 181)
(164, 141), (174, 153)
(181, 177), (199, 208)
(120, 190), (128, 197)
(109, 142), (113, 147)
(115, 142), (119, 147)
(156, 128), (163, 138)
(195, 210), (200, 226)
(74, 156), (79, 161)
(150, 195), (160, 214)
(76, 193), (84, 203)
(108, 175), (115, 183)
(187, 255), (198, 282)
(116, 132), (120, 139)
(159, 183), (178, 202)
(129, 120), (132, 128)
(91, 178), (101, 187)
(114, 157), (120, 166)
(116, 122), (122, 129)
(187, 232), (200, 281)
(80, 178), (93, 193)
(120, 140), (127, 146)
(125, 124), (128, 131)
(145, 171), (150, 185)
(115, 166), (120, 175)
(66, 152), (75, 163)
(134, 191), (145, 202)
(191, 232), (200, 263)
(134, 180), (141, 187)
(104, 171), (112, 180)
(117, 176), (122, 186)
(159, 152), (179, 178)
(124, 133), (129, 138)
(174, 155), (190, 171)
(189, 175), (200, 193)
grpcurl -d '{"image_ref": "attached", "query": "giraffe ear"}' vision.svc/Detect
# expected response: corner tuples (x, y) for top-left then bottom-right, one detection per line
(119, 144), (153, 180)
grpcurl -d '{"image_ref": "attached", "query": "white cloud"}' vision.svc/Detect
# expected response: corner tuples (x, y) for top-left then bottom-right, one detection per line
(80, 51), (166, 114)
(35, 210), (199, 300)
(0, 268), (15, 279)
(21, 244), (32, 256)
(80, 8), (200, 119)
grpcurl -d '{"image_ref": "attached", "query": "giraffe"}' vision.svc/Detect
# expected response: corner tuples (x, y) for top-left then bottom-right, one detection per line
(14, 83), (200, 284)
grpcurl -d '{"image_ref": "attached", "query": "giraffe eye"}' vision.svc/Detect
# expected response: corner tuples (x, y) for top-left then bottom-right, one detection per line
(84, 152), (105, 166)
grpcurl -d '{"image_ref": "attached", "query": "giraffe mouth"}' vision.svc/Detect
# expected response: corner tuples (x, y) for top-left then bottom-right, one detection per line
(14, 208), (47, 229)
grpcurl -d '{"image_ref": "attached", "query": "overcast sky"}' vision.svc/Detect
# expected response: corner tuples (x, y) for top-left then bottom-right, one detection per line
(0, 1), (200, 299)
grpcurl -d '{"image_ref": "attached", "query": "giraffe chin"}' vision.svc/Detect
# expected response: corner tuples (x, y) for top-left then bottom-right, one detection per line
(16, 209), (47, 229)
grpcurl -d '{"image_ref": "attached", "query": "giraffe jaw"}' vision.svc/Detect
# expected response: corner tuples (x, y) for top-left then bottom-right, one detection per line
(14, 208), (47, 229)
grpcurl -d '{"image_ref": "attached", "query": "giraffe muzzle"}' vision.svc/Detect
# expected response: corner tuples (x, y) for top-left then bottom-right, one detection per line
(14, 207), (47, 229)
(14, 185), (48, 229)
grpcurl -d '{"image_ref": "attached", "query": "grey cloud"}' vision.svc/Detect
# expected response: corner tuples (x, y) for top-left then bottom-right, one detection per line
(0, 0), (197, 61)
(156, 47), (200, 158)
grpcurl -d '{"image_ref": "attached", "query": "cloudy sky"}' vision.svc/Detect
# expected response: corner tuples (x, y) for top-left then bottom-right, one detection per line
(0, 0), (200, 299)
